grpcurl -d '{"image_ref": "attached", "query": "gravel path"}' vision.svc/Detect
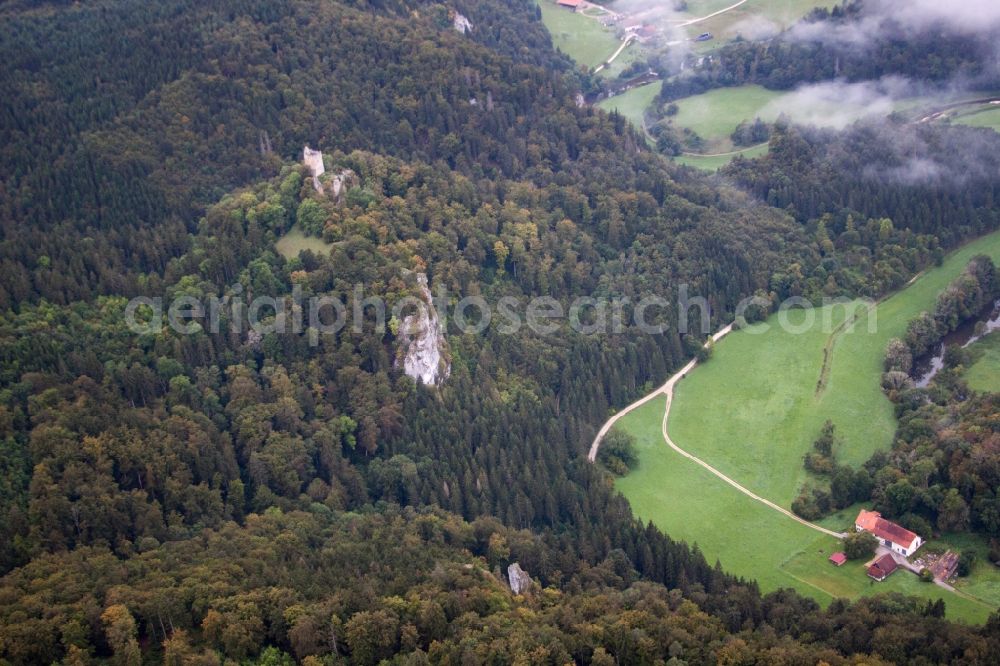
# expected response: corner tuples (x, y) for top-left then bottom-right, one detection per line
(589, 322), (846, 540)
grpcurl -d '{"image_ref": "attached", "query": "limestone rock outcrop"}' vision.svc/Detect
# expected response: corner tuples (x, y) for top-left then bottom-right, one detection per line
(396, 274), (450, 386)
(507, 563), (532, 595)
(453, 11), (473, 34)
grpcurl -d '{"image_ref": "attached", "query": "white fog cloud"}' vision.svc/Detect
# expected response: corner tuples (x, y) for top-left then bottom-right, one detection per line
(759, 77), (913, 129)
(790, 0), (1000, 47)
(867, 0), (1000, 34)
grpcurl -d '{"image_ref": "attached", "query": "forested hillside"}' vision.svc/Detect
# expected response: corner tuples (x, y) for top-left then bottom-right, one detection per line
(0, 0), (573, 307)
(723, 120), (1000, 250)
(3, 0), (1000, 664)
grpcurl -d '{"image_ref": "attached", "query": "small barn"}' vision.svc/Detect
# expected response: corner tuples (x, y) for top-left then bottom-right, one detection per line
(556, 0), (582, 10)
(828, 552), (847, 566)
(867, 554), (898, 582)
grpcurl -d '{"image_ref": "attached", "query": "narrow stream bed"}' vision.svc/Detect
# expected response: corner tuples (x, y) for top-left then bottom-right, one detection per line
(912, 299), (1000, 387)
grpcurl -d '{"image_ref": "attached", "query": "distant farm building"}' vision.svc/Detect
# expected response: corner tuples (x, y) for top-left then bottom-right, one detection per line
(828, 552), (847, 566)
(867, 554), (898, 581)
(930, 550), (959, 580)
(627, 24), (660, 43)
(556, 0), (582, 9)
(855, 510), (923, 557)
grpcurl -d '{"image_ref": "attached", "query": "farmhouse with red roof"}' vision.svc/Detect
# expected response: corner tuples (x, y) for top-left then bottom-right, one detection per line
(855, 509), (924, 557)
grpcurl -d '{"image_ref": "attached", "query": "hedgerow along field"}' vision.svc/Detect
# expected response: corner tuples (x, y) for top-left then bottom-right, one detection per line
(614, 228), (1000, 622)
(673, 143), (769, 170)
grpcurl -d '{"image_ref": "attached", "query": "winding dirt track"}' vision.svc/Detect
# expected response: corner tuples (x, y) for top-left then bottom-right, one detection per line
(587, 325), (733, 462)
(591, 0), (752, 74)
(589, 322), (846, 539)
(676, 0), (750, 27)
(681, 142), (768, 158)
(594, 35), (635, 73)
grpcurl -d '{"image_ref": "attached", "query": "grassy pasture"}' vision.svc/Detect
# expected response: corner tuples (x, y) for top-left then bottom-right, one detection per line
(614, 229), (1000, 622)
(599, 40), (649, 79)
(664, 84), (977, 168)
(537, 1), (620, 70)
(953, 106), (1000, 132)
(596, 82), (660, 137)
(615, 400), (994, 623)
(670, 85), (783, 146)
(668, 88), (1000, 169)
(597, 83), (773, 170)
(926, 533), (1000, 609)
(964, 331), (1000, 393)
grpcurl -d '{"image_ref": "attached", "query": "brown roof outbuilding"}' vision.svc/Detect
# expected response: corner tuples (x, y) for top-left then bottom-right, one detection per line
(867, 554), (898, 581)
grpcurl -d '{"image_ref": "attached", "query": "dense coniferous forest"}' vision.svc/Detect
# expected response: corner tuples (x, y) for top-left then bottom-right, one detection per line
(3, 0), (1000, 664)
(723, 121), (1000, 252)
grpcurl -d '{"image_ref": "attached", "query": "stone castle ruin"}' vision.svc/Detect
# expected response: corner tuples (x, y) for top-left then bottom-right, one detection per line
(302, 145), (325, 193)
(302, 146), (358, 201)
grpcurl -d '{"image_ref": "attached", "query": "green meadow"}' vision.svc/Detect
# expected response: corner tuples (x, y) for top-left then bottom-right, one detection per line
(671, 85), (782, 148)
(599, 40), (648, 80)
(670, 91), (1000, 171)
(953, 106), (1000, 133)
(614, 229), (1000, 622)
(275, 225), (334, 260)
(596, 82), (660, 138)
(537, 1), (620, 71)
(927, 533), (1000, 609)
(614, 400), (994, 623)
(598, 84), (774, 170)
(664, 85), (784, 168)
(668, 83), (885, 156)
